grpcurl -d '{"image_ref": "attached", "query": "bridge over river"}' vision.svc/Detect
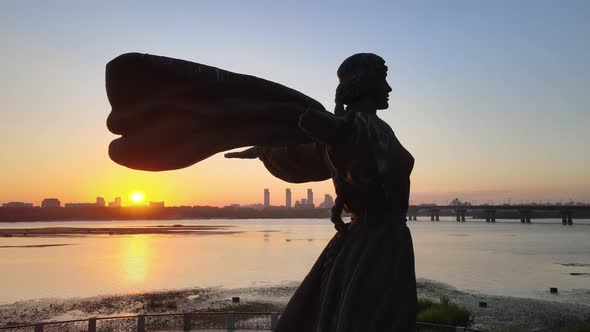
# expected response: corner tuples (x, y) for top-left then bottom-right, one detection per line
(407, 205), (590, 225)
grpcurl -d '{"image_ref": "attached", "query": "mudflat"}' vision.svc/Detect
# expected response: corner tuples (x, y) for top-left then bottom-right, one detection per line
(0, 225), (240, 237)
(1, 280), (589, 331)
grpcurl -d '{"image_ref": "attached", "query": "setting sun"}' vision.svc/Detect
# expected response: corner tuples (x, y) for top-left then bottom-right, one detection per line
(130, 192), (145, 204)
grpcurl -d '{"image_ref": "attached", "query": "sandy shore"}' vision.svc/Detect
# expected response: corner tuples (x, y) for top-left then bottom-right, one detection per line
(0, 225), (239, 237)
(1, 279), (588, 331)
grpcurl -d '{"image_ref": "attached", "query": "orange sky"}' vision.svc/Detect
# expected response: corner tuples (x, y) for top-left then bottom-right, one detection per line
(1, 3), (589, 207)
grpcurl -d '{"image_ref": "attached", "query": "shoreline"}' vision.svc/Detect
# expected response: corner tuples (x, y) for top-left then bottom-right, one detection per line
(1, 279), (588, 331)
(0, 225), (240, 237)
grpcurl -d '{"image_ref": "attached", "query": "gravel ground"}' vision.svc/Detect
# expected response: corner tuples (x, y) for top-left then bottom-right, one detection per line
(1, 280), (588, 331)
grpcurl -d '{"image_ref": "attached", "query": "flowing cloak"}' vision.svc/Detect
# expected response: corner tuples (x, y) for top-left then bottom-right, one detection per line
(106, 52), (330, 180)
(105, 53), (417, 331)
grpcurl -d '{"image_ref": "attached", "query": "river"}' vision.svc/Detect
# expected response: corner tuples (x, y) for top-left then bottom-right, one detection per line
(1, 218), (588, 305)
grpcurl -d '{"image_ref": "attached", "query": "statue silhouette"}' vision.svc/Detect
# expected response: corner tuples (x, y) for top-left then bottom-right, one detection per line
(106, 52), (417, 331)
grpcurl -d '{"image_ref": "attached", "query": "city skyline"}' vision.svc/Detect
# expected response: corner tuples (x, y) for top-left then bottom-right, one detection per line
(2, 188), (589, 209)
(1, 2), (589, 206)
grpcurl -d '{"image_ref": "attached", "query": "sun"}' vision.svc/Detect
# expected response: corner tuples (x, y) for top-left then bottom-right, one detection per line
(130, 192), (145, 204)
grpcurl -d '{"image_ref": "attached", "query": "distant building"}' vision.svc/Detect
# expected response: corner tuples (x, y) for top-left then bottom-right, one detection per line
(295, 198), (315, 208)
(149, 201), (165, 208)
(96, 197), (105, 207)
(65, 203), (95, 208)
(264, 189), (270, 207)
(322, 194), (334, 209)
(285, 188), (292, 208)
(41, 198), (61, 208)
(108, 197), (122, 208)
(293, 189), (315, 208)
(450, 198), (471, 206)
(246, 203), (265, 210)
(2, 202), (33, 208)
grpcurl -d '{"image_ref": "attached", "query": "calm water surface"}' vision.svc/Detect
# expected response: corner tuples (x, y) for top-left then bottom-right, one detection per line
(0, 218), (589, 305)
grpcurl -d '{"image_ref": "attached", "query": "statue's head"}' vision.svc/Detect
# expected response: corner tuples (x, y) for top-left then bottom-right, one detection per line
(335, 53), (391, 113)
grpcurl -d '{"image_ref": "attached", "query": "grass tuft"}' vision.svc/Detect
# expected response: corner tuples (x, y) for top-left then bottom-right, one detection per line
(417, 297), (471, 327)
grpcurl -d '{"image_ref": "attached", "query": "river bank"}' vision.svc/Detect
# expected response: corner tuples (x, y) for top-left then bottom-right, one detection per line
(1, 279), (588, 331)
(0, 225), (239, 237)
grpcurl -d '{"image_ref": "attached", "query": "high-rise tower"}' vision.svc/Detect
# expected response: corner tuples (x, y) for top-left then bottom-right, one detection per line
(264, 188), (270, 207)
(286, 188), (292, 208)
(307, 188), (314, 206)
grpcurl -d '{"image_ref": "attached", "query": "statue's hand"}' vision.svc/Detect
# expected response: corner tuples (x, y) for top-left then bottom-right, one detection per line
(224, 147), (261, 159)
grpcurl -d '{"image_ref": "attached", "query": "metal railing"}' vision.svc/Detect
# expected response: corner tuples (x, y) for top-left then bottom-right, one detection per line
(0, 312), (481, 331)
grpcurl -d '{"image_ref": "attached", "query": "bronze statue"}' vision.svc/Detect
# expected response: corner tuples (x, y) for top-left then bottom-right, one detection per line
(106, 52), (417, 331)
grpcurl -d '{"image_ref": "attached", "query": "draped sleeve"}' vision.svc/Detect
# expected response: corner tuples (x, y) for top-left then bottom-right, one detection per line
(257, 143), (332, 183)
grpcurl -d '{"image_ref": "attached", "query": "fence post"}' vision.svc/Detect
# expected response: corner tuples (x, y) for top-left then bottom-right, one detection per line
(34, 323), (44, 332)
(183, 313), (192, 331)
(226, 311), (235, 330)
(456, 327), (465, 332)
(88, 317), (97, 332)
(137, 314), (146, 332)
(270, 312), (279, 330)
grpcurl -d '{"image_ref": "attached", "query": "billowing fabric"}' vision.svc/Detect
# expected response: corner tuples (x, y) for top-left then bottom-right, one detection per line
(268, 111), (417, 332)
(105, 53), (329, 171)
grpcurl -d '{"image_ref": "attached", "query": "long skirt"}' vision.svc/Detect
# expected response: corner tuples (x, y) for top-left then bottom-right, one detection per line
(274, 218), (417, 332)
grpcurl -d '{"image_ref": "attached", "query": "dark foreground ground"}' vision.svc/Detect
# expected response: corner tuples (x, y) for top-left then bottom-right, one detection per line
(1, 279), (589, 331)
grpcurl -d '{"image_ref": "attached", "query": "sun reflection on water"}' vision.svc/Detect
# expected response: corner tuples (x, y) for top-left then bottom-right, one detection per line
(121, 235), (150, 283)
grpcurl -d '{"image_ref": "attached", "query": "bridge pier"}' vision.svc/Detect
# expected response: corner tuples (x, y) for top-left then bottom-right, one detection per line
(484, 210), (496, 222)
(561, 211), (574, 225)
(519, 210), (532, 223)
(428, 209), (440, 221)
(406, 209), (418, 221)
(455, 210), (466, 222)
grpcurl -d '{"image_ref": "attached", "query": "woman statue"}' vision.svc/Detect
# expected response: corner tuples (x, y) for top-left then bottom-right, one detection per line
(106, 52), (416, 331)
(232, 54), (417, 331)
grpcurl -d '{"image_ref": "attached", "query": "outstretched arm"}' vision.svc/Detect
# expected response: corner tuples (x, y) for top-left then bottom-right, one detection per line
(298, 108), (355, 145)
(224, 143), (331, 183)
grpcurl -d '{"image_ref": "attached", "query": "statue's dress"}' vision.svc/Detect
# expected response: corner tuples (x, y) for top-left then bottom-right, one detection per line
(261, 112), (417, 332)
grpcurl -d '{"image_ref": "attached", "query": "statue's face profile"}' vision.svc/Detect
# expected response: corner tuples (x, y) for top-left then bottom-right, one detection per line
(337, 53), (392, 111)
(373, 67), (392, 110)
